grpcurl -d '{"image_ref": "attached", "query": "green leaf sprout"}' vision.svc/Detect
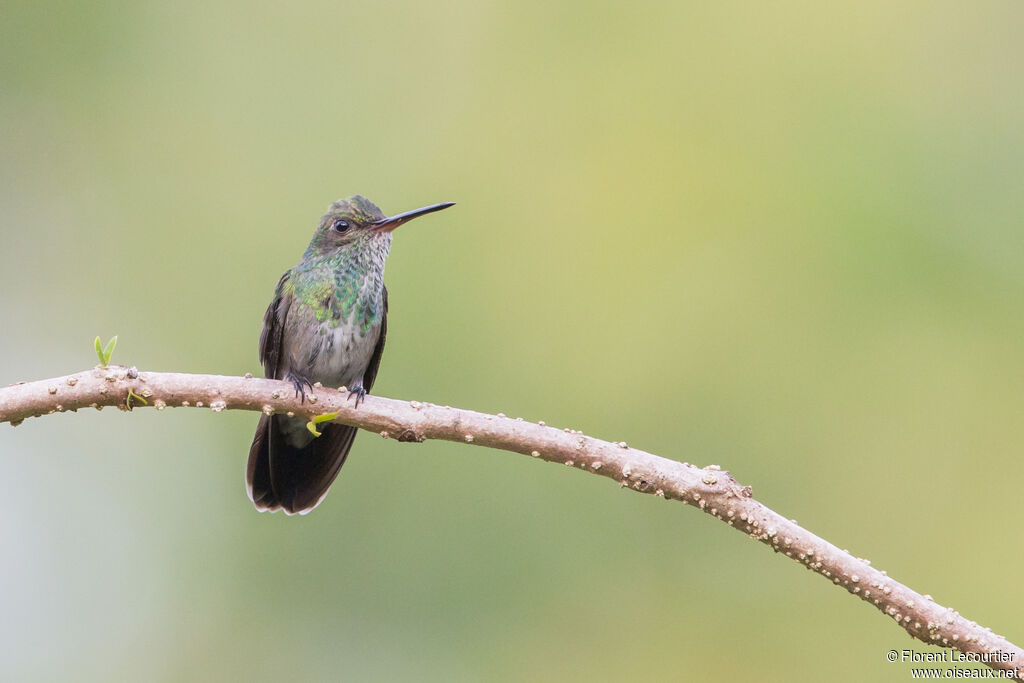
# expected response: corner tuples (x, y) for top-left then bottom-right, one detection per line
(305, 411), (340, 437)
(94, 335), (118, 366)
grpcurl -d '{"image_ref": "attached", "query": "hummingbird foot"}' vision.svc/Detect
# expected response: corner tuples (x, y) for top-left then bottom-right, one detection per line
(347, 384), (367, 408)
(287, 373), (315, 403)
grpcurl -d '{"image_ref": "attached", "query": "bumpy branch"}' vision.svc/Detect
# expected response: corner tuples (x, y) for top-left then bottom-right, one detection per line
(1, 365), (1020, 674)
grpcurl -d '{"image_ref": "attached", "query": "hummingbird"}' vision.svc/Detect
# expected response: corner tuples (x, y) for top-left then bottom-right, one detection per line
(247, 195), (455, 515)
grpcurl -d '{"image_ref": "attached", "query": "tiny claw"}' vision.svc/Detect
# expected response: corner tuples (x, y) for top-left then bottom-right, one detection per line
(348, 385), (367, 408)
(289, 374), (314, 403)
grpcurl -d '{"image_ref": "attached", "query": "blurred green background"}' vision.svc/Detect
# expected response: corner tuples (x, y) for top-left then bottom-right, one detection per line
(2, 1), (1022, 681)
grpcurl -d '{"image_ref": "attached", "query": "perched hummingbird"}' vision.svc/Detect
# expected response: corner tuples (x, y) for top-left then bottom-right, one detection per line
(247, 195), (455, 515)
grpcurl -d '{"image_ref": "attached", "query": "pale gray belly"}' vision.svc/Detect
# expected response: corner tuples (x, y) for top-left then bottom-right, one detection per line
(282, 314), (382, 390)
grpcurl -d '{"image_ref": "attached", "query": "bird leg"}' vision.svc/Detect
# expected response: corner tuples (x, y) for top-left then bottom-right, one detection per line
(347, 383), (367, 408)
(287, 373), (314, 403)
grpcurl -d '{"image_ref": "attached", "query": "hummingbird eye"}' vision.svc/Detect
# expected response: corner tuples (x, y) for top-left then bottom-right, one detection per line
(332, 219), (350, 233)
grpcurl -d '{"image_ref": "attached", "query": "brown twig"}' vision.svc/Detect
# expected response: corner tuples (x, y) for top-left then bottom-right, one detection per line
(1, 365), (1020, 675)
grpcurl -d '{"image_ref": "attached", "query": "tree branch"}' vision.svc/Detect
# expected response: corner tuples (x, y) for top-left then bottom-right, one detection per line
(1, 365), (1020, 674)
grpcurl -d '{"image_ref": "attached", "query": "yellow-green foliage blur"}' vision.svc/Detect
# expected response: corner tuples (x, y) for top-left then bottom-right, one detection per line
(1, 2), (1021, 681)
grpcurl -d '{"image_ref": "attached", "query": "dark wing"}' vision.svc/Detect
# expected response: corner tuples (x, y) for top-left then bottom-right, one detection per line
(362, 284), (388, 392)
(258, 272), (292, 380)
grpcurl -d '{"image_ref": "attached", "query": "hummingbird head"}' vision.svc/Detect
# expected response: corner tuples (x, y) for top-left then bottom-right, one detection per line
(305, 195), (455, 257)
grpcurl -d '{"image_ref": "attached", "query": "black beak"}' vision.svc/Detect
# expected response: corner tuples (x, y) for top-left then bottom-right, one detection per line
(371, 202), (456, 233)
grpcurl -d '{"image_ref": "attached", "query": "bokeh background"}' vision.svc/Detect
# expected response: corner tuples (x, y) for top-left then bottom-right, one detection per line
(2, 2), (1022, 681)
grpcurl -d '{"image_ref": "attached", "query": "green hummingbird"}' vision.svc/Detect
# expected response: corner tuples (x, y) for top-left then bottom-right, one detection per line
(247, 195), (455, 515)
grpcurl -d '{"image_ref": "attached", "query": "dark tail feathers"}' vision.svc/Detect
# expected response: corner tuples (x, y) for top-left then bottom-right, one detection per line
(246, 414), (358, 515)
